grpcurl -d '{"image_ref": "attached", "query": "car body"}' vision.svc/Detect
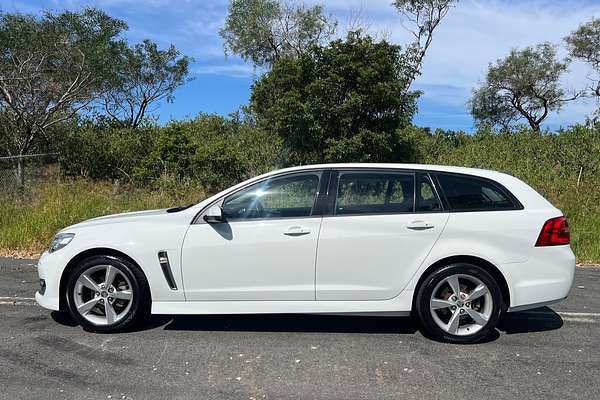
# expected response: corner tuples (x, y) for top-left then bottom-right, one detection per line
(36, 163), (575, 343)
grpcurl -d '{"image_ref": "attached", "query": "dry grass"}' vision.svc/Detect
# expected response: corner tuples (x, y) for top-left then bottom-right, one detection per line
(0, 178), (205, 254)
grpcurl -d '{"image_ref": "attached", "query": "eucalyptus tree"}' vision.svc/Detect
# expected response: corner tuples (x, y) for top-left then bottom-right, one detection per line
(393, 0), (459, 89)
(566, 18), (600, 119)
(470, 43), (579, 131)
(102, 39), (193, 129)
(220, 0), (337, 67)
(0, 8), (127, 185)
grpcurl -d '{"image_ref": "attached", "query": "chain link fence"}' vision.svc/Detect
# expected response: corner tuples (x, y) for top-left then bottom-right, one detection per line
(0, 153), (59, 196)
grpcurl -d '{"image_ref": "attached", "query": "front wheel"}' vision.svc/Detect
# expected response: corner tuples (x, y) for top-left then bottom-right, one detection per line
(415, 263), (503, 344)
(65, 255), (149, 333)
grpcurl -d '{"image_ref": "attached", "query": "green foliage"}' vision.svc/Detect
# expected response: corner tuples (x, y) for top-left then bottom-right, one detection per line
(565, 18), (600, 109)
(132, 114), (282, 192)
(470, 43), (575, 131)
(250, 32), (420, 164)
(565, 18), (600, 72)
(220, 0), (336, 66)
(59, 124), (159, 181)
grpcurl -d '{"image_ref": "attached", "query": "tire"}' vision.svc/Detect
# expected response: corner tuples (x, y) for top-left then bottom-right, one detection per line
(65, 255), (150, 333)
(415, 263), (503, 344)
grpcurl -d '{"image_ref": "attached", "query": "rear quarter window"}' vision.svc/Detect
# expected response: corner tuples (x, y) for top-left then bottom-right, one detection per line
(435, 173), (521, 211)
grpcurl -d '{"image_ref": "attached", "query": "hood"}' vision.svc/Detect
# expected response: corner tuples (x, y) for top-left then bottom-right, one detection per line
(63, 209), (170, 231)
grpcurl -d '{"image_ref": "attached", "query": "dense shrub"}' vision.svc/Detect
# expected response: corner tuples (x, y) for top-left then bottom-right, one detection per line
(250, 32), (419, 165)
(59, 123), (159, 181)
(133, 114), (282, 192)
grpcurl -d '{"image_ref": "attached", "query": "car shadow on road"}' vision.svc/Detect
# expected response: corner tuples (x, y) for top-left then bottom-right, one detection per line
(153, 306), (563, 337)
(158, 314), (421, 334)
(51, 306), (564, 339)
(497, 306), (564, 334)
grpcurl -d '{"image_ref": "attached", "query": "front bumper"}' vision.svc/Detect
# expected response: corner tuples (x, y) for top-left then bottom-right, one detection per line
(35, 250), (62, 311)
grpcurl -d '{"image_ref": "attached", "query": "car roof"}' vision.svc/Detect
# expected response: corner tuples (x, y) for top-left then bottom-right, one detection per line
(266, 163), (511, 180)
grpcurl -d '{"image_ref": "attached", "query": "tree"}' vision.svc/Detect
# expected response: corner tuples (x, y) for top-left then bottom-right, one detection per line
(0, 8), (127, 185)
(249, 32), (420, 164)
(393, 0), (458, 89)
(102, 39), (193, 129)
(220, 0), (337, 67)
(470, 43), (579, 131)
(565, 18), (600, 116)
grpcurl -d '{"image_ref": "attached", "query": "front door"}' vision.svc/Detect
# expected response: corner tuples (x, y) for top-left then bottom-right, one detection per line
(181, 170), (325, 301)
(316, 170), (449, 300)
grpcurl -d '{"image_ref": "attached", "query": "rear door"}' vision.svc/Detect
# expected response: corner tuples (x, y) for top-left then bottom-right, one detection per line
(315, 170), (449, 301)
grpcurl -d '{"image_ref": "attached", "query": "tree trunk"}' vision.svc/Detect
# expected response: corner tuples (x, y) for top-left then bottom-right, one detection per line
(15, 154), (25, 197)
(529, 121), (541, 132)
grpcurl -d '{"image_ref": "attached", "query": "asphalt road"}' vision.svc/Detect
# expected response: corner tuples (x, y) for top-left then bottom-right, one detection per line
(1, 257), (599, 400)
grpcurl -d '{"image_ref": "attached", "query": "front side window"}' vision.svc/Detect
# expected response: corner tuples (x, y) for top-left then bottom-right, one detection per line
(335, 171), (415, 215)
(435, 173), (518, 211)
(222, 172), (321, 220)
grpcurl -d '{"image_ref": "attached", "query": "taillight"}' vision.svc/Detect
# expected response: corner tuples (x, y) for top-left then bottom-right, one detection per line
(535, 216), (570, 246)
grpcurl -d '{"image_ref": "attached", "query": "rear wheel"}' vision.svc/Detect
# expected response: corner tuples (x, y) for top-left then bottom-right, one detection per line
(65, 255), (149, 333)
(415, 263), (503, 344)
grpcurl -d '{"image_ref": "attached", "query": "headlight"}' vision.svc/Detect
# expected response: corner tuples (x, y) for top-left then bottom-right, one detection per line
(49, 233), (75, 253)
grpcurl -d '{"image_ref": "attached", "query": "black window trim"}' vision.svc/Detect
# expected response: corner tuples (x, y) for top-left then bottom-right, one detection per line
(432, 171), (524, 213)
(416, 172), (446, 214)
(192, 168), (331, 224)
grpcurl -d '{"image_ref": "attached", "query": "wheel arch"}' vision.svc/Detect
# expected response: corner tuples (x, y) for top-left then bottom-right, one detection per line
(59, 247), (150, 311)
(413, 255), (511, 311)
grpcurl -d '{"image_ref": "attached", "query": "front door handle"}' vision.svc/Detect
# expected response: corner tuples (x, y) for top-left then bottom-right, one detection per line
(406, 221), (434, 231)
(283, 226), (311, 236)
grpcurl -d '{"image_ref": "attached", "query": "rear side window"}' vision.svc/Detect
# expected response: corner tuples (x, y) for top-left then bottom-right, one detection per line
(435, 173), (519, 211)
(335, 171), (415, 215)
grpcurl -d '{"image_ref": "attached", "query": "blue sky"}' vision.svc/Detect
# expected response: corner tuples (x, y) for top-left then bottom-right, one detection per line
(4, 0), (600, 131)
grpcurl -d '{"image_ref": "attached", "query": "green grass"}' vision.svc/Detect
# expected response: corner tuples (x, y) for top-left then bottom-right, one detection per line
(0, 178), (205, 255)
(554, 189), (600, 264)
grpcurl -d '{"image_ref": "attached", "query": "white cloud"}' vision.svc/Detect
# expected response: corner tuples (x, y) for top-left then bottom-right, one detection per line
(194, 64), (261, 78)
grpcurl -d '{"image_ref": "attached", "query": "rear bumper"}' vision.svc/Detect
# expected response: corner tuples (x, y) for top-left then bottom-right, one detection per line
(502, 245), (576, 312)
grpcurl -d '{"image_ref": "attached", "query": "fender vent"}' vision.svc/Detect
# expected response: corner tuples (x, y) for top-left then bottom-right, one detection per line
(158, 251), (178, 290)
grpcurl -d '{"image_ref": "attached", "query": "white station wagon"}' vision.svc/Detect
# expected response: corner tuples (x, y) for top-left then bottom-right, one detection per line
(36, 164), (575, 343)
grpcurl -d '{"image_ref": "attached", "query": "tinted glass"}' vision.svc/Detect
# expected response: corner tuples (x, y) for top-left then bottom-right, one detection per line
(335, 171), (415, 215)
(436, 173), (516, 211)
(222, 172), (321, 220)
(416, 174), (443, 212)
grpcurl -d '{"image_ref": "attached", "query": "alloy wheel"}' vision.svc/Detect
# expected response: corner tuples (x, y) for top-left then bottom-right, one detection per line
(429, 273), (493, 336)
(72, 264), (134, 326)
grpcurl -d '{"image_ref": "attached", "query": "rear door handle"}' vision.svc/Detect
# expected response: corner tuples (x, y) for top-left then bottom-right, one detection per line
(283, 226), (311, 236)
(406, 221), (434, 231)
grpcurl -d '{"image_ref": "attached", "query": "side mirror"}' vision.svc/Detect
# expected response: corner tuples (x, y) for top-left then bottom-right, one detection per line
(203, 205), (225, 224)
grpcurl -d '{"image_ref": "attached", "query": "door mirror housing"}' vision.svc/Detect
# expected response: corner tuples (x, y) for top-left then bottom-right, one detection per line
(203, 205), (225, 223)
